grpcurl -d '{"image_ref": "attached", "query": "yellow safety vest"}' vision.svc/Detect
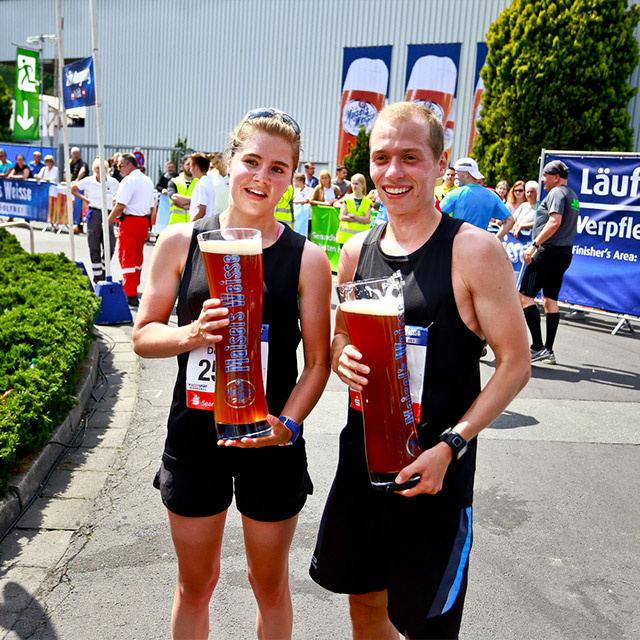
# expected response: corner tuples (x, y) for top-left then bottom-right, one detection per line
(337, 195), (372, 244)
(169, 175), (198, 225)
(274, 185), (294, 226)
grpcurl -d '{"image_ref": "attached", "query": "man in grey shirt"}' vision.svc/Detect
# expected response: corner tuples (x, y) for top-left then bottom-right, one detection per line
(333, 165), (351, 198)
(519, 160), (579, 365)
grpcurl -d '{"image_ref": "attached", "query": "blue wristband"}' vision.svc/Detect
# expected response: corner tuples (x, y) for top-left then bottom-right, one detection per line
(278, 416), (300, 445)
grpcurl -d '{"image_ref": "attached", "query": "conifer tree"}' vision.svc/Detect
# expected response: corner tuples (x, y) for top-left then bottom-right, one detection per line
(0, 75), (12, 141)
(473, 0), (640, 185)
(343, 125), (373, 192)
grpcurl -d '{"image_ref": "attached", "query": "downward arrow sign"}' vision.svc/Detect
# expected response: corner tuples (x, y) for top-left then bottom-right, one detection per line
(16, 100), (34, 130)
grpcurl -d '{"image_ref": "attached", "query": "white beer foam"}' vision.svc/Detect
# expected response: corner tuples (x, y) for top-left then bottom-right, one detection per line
(406, 55), (457, 93)
(340, 298), (399, 317)
(199, 237), (262, 255)
(343, 58), (388, 94)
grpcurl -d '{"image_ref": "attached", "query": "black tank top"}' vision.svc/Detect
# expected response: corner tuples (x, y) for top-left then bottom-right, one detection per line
(163, 216), (305, 465)
(346, 214), (483, 503)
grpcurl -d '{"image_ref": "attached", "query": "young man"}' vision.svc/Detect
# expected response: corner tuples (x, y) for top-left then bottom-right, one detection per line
(520, 160), (579, 365)
(333, 164), (352, 198)
(304, 162), (318, 188)
(434, 165), (456, 202)
(310, 102), (530, 639)
(188, 152), (216, 221)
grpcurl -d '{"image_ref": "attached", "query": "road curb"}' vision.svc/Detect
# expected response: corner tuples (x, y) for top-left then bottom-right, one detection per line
(0, 341), (100, 536)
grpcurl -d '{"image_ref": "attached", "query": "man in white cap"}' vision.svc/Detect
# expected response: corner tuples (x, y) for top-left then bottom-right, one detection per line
(440, 157), (514, 240)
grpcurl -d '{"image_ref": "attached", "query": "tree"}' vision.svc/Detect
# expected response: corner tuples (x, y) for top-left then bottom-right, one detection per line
(472, 0), (640, 185)
(0, 74), (12, 141)
(343, 125), (374, 192)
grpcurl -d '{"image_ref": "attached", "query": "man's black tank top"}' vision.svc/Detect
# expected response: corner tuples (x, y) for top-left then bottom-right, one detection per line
(344, 214), (483, 504)
(163, 216), (305, 466)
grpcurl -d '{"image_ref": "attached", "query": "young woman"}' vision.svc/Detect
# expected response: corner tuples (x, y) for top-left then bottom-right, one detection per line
(506, 179), (527, 213)
(132, 108), (332, 640)
(309, 169), (340, 206)
(7, 154), (32, 180)
(512, 180), (539, 238)
(336, 172), (372, 246)
(495, 179), (509, 202)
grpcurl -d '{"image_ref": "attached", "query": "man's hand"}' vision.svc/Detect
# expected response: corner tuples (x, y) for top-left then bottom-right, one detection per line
(394, 442), (453, 497)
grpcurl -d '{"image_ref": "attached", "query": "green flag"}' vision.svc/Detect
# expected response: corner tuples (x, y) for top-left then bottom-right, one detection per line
(14, 47), (39, 140)
(310, 205), (341, 273)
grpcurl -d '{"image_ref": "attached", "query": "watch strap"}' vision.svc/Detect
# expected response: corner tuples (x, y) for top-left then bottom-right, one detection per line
(279, 416), (300, 446)
(439, 428), (468, 460)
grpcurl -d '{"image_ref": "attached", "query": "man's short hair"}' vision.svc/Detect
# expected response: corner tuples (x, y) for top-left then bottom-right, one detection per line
(71, 147), (80, 154)
(293, 172), (306, 182)
(371, 102), (444, 161)
(190, 152), (210, 174)
(336, 165), (346, 172)
(305, 162), (315, 169)
(542, 160), (569, 179)
(121, 153), (138, 168)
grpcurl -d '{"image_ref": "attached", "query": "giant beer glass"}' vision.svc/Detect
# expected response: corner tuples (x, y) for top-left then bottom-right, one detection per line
(197, 228), (272, 440)
(337, 274), (421, 491)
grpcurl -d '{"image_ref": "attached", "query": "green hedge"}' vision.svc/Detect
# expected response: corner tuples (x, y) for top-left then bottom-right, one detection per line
(0, 228), (100, 496)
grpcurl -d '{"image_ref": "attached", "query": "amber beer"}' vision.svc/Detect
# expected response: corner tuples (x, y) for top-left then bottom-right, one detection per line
(405, 55), (457, 125)
(336, 57), (388, 165)
(338, 276), (421, 491)
(197, 228), (271, 440)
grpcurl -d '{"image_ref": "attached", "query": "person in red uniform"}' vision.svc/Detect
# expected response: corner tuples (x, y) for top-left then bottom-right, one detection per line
(109, 153), (154, 307)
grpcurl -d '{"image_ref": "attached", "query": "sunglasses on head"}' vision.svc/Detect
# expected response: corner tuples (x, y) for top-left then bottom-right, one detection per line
(243, 107), (301, 135)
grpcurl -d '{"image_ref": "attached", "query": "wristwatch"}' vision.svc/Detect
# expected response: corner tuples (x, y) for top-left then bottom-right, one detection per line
(532, 241), (540, 248)
(278, 416), (300, 446)
(439, 428), (468, 460)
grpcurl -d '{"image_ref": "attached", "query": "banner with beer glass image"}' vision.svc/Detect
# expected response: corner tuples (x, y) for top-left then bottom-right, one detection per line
(404, 43), (461, 160)
(468, 42), (488, 156)
(337, 46), (392, 165)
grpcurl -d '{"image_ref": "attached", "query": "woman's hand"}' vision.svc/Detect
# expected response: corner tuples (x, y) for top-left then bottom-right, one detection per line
(334, 344), (369, 391)
(217, 414), (295, 448)
(187, 298), (230, 347)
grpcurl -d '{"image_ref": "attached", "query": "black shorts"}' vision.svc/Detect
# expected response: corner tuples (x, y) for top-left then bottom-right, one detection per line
(519, 245), (573, 301)
(310, 428), (472, 639)
(153, 440), (313, 522)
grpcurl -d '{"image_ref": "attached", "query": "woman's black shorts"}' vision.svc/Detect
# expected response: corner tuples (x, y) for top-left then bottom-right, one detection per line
(153, 440), (313, 522)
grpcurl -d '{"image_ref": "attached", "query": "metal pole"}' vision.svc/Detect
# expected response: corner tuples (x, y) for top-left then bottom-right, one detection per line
(54, 0), (75, 261)
(89, 0), (112, 281)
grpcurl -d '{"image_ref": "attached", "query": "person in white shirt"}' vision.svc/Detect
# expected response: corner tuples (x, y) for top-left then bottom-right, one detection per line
(72, 158), (120, 283)
(512, 180), (539, 238)
(109, 153), (155, 306)
(293, 172), (314, 234)
(208, 152), (230, 215)
(189, 153), (216, 221)
(36, 155), (59, 183)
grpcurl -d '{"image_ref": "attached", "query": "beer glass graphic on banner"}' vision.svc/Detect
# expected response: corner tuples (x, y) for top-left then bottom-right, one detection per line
(337, 57), (388, 165)
(337, 273), (421, 491)
(197, 228), (272, 440)
(405, 55), (457, 125)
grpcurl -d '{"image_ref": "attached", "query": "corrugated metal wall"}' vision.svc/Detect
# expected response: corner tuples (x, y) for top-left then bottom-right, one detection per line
(2, 0), (640, 172)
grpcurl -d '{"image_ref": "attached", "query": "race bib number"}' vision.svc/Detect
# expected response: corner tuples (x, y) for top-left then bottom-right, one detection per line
(350, 324), (428, 422)
(186, 324), (269, 411)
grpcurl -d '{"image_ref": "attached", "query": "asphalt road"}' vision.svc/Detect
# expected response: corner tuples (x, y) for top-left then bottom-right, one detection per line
(1, 221), (639, 639)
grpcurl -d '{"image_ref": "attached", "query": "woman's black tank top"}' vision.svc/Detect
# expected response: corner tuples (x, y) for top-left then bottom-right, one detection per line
(163, 216), (305, 465)
(345, 214), (484, 503)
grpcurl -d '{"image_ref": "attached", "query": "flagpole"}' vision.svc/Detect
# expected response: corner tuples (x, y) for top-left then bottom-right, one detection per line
(89, 0), (111, 281)
(54, 0), (75, 261)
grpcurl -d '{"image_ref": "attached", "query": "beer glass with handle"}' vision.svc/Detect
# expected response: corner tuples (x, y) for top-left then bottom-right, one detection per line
(337, 273), (421, 491)
(197, 228), (272, 440)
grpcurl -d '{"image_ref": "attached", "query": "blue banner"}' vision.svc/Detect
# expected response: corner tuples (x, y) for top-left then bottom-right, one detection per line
(63, 57), (96, 109)
(337, 46), (392, 164)
(0, 178), (51, 222)
(540, 153), (640, 317)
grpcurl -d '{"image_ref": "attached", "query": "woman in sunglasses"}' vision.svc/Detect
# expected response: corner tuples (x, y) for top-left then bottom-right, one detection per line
(133, 108), (331, 639)
(506, 179), (527, 214)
